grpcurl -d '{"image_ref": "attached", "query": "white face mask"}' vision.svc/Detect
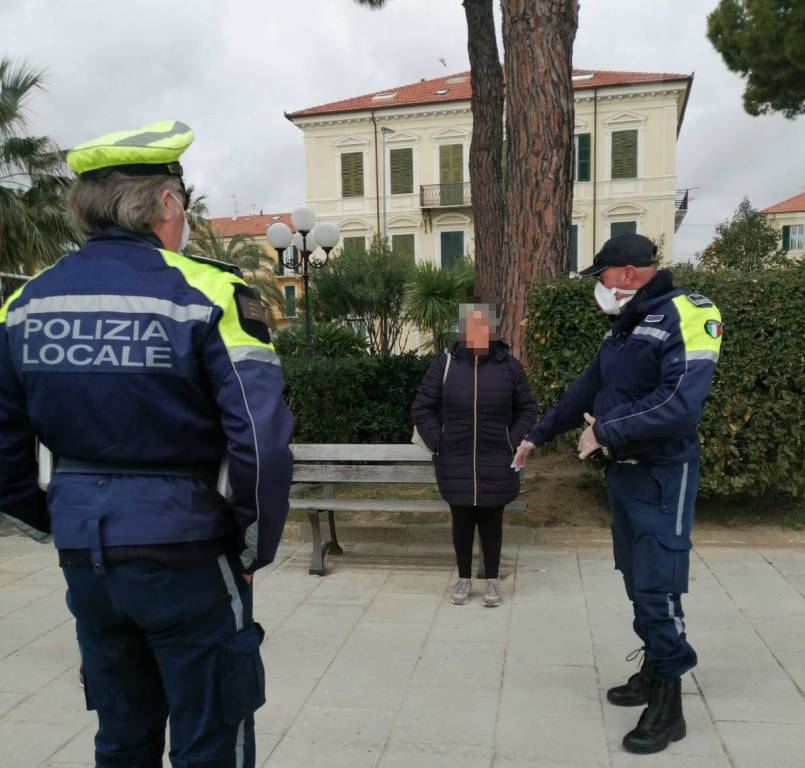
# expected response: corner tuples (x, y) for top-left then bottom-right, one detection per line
(170, 193), (190, 253)
(594, 280), (637, 315)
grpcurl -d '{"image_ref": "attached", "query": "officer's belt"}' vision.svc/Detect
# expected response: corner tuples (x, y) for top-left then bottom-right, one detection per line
(55, 457), (217, 481)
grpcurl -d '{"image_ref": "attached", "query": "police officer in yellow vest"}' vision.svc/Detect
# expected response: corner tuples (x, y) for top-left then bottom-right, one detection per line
(0, 121), (294, 768)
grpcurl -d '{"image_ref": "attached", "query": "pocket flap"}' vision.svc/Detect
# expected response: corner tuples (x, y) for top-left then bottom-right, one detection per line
(656, 534), (691, 552)
(223, 622), (265, 656)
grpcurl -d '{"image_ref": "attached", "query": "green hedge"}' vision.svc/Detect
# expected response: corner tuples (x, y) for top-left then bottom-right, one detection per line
(522, 264), (805, 498)
(282, 353), (430, 443)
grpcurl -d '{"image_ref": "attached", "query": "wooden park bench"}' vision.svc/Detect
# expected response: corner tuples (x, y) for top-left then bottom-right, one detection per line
(289, 444), (527, 576)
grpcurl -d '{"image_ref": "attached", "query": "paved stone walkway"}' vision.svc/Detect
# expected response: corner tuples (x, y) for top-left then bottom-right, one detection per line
(1, 531), (804, 767)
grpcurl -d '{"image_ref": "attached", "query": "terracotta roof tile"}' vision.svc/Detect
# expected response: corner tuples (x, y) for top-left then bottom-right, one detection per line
(761, 192), (805, 214)
(286, 68), (691, 119)
(205, 212), (294, 239)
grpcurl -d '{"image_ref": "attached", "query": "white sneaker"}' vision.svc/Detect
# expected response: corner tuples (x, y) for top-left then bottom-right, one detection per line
(451, 578), (472, 605)
(483, 579), (502, 607)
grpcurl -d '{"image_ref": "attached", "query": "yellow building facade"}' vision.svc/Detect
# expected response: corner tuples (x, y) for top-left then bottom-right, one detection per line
(286, 68), (693, 271)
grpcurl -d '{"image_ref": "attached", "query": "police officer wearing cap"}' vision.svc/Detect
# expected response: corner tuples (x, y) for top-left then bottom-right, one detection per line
(512, 233), (722, 754)
(0, 121), (294, 768)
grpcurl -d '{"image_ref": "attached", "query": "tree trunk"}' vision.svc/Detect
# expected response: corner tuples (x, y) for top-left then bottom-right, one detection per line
(500, 0), (578, 357)
(463, 0), (505, 301)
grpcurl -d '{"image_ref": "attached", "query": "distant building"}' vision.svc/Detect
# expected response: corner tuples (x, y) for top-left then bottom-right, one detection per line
(202, 213), (302, 330)
(760, 193), (805, 261)
(285, 68), (693, 272)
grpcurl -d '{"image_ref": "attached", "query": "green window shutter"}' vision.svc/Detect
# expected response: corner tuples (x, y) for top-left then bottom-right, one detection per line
(341, 152), (364, 198)
(284, 285), (296, 317)
(342, 236), (366, 255)
(440, 231), (464, 269)
(782, 225), (790, 252)
(391, 233), (415, 265)
(569, 225), (578, 272)
(439, 144), (463, 184)
(389, 148), (413, 195)
(577, 133), (591, 182)
(611, 221), (637, 238)
(611, 130), (637, 179)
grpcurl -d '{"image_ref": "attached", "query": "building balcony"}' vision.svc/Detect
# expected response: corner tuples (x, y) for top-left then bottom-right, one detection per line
(420, 182), (472, 209)
(675, 189), (689, 231)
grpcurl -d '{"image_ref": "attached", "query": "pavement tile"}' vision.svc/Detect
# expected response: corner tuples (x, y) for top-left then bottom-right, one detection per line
(255, 676), (318, 735)
(3, 667), (93, 727)
(609, 755), (731, 768)
(429, 602), (512, 644)
(716, 721), (805, 768)
(0, 721), (85, 768)
(264, 632), (342, 680)
(307, 576), (384, 606)
(0, 646), (80, 693)
(391, 684), (498, 746)
(413, 640), (505, 688)
(308, 657), (416, 711)
(42, 722), (95, 765)
(496, 713), (608, 764)
(694, 667), (805, 723)
(339, 620), (429, 661)
(500, 665), (600, 719)
(380, 741), (493, 768)
(380, 572), (451, 595)
(285, 705), (395, 746)
(271, 603), (364, 638)
(264, 737), (381, 768)
(361, 592), (440, 624)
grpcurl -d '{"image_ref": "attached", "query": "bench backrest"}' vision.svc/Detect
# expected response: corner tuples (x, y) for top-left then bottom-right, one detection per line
(291, 443), (436, 484)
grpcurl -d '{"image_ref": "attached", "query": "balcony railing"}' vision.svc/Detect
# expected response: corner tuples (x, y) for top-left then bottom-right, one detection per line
(674, 189), (690, 232)
(420, 182), (472, 208)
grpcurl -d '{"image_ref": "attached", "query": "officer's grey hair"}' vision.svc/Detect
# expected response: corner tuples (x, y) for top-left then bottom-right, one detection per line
(67, 171), (183, 237)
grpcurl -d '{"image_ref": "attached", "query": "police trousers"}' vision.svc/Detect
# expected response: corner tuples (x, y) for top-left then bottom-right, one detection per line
(607, 461), (698, 679)
(63, 554), (265, 768)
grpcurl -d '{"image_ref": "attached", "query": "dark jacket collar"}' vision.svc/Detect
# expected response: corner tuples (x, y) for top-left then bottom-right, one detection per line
(86, 226), (165, 250)
(611, 268), (676, 336)
(450, 339), (510, 363)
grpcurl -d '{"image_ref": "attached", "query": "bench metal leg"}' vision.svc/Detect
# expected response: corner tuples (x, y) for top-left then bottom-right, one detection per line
(308, 511), (325, 575)
(327, 511), (343, 555)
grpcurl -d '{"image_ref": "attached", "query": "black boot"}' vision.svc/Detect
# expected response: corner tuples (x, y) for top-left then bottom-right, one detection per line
(607, 648), (652, 706)
(623, 673), (686, 754)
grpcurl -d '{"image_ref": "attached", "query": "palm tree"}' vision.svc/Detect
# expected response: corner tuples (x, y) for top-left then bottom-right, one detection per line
(0, 58), (77, 278)
(404, 259), (474, 352)
(185, 183), (211, 237)
(186, 228), (286, 329)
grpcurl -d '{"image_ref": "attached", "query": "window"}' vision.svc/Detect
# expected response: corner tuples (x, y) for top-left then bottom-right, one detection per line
(574, 133), (591, 182)
(439, 144), (463, 205)
(569, 225), (578, 273)
(340, 152), (364, 198)
(342, 236), (366, 255)
(389, 148), (413, 195)
(284, 285), (296, 318)
(782, 224), (804, 251)
(610, 221), (637, 238)
(391, 233), (415, 266)
(611, 129), (637, 179)
(440, 231), (464, 269)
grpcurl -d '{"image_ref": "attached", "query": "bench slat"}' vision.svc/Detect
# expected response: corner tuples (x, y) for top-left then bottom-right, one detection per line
(292, 444), (432, 462)
(292, 464), (437, 484)
(290, 498), (527, 513)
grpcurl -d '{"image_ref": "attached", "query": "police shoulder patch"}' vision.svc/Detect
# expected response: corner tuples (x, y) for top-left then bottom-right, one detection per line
(704, 319), (722, 339)
(686, 293), (713, 308)
(644, 314), (665, 323)
(233, 283), (271, 344)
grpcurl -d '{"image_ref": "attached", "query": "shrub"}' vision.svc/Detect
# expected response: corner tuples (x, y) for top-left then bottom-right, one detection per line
(273, 321), (367, 359)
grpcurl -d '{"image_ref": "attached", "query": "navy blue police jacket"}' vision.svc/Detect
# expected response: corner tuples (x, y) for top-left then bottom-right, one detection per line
(0, 228), (294, 572)
(525, 270), (722, 464)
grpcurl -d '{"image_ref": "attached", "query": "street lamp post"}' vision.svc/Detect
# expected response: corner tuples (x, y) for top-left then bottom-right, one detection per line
(267, 206), (339, 360)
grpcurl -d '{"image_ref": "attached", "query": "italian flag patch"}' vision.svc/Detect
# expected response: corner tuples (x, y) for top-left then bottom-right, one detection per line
(704, 319), (722, 339)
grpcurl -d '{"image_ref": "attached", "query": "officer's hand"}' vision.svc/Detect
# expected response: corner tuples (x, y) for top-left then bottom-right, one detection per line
(512, 439), (535, 471)
(242, 573), (253, 585)
(577, 413), (601, 460)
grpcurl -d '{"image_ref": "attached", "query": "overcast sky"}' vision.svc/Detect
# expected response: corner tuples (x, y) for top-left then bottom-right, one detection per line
(4, 0), (803, 262)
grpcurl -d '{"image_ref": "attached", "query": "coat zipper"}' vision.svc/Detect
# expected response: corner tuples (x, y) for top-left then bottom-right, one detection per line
(473, 355), (478, 506)
(506, 426), (515, 455)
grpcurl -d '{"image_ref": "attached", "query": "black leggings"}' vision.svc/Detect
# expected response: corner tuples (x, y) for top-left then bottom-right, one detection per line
(450, 505), (503, 579)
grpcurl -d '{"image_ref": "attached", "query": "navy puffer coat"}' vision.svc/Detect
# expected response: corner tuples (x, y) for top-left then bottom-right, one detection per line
(411, 341), (537, 507)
